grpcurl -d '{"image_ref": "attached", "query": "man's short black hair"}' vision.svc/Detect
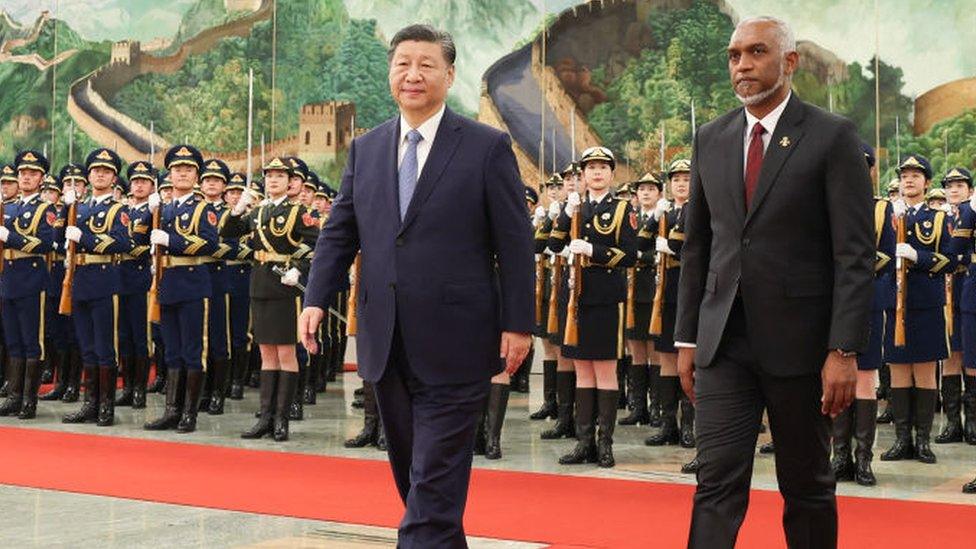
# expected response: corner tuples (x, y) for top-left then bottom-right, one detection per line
(388, 24), (456, 65)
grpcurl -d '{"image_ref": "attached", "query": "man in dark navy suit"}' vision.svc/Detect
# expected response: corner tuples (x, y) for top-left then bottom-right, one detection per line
(300, 24), (534, 548)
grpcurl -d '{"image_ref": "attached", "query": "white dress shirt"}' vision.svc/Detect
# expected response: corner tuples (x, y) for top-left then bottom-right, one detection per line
(397, 103), (446, 179)
(742, 91), (792, 178)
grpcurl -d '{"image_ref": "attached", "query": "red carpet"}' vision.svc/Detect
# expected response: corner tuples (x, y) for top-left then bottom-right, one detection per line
(0, 425), (972, 548)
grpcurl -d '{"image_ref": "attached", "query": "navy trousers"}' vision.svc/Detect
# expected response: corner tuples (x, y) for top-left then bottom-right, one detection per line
(72, 295), (119, 367)
(2, 293), (45, 359)
(160, 299), (208, 371)
(118, 293), (150, 359)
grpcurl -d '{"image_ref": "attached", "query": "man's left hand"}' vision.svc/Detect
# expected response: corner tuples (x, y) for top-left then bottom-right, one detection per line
(500, 331), (532, 375)
(821, 351), (856, 417)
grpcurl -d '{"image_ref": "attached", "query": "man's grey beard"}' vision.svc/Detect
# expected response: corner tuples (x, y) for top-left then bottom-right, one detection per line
(735, 70), (788, 106)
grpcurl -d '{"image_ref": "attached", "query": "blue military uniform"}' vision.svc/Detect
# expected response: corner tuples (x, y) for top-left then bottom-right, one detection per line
(0, 150), (56, 419)
(148, 170), (173, 394)
(116, 161), (156, 409)
(0, 164), (18, 398)
(223, 172), (254, 400)
(143, 145), (218, 434)
(947, 168), (976, 443)
(62, 148), (133, 427)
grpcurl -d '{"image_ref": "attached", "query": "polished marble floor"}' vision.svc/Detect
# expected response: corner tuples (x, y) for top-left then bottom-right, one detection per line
(1, 347), (975, 547)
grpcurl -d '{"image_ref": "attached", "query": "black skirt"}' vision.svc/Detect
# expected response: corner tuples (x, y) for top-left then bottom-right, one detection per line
(251, 296), (301, 345)
(626, 302), (653, 341)
(562, 303), (624, 361)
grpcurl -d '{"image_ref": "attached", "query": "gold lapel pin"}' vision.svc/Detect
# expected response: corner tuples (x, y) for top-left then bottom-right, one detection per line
(779, 136), (791, 147)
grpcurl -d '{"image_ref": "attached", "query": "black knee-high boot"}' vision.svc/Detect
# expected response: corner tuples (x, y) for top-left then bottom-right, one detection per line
(646, 376), (680, 445)
(963, 375), (976, 444)
(345, 381), (379, 447)
(679, 396), (696, 447)
(541, 371), (576, 439)
(242, 370), (278, 439)
(936, 375), (963, 443)
(881, 388), (914, 460)
(619, 362), (650, 425)
(62, 364), (99, 423)
(647, 363), (661, 427)
(274, 371), (299, 442)
(529, 359), (558, 420)
(558, 388), (597, 464)
(96, 365), (117, 426)
(17, 358), (42, 419)
(853, 399), (878, 486)
(39, 350), (69, 401)
(616, 356), (630, 409)
(830, 405), (855, 481)
(484, 383), (511, 460)
(596, 389), (618, 468)
(913, 387), (937, 464)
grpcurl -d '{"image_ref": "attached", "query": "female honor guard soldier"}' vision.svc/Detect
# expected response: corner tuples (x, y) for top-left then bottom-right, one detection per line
(831, 144), (893, 486)
(529, 173), (564, 421)
(620, 172), (662, 426)
(223, 172), (255, 401)
(882, 155), (961, 464)
(143, 145), (219, 434)
(61, 148), (133, 426)
(548, 146), (637, 468)
(221, 157), (318, 442)
(0, 151), (56, 419)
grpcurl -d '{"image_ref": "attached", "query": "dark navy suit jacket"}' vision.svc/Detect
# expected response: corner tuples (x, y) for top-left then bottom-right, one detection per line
(305, 107), (534, 386)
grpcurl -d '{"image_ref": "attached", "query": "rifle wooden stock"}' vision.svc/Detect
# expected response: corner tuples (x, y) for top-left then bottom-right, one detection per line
(346, 253), (361, 336)
(648, 214), (667, 336)
(546, 255), (563, 334)
(625, 268), (636, 329)
(147, 208), (163, 323)
(563, 208), (582, 346)
(58, 203), (78, 315)
(946, 274), (954, 338)
(535, 256), (545, 326)
(894, 216), (906, 347)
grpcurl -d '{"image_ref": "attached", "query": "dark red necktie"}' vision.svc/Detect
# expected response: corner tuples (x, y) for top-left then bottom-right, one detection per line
(744, 122), (766, 209)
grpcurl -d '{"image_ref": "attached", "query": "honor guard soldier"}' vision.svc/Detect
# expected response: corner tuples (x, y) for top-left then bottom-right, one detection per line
(38, 174), (65, 388)
(952, 169), (976, 445)
(0, 164), (17, 397)
(148, 170), (174, 394)
(114, 161), (157, 409)
(143, 145), (219, 434)
(528, 173), (563, 422)
(197, 158), (234, 415)
(882, 154), (962, 464)
(886, 178), (901, 201)
(548, 146), (638, 468)
(223, 172), (254, 400)
(877, 174), (906, 423)
(0, 151), (56, 419)
(831, 144), (892, 486)
(936, 167), (973, 444)
(294, 169), (324, 407)
(60, 148), (132, 426)
(643, 159), (696, 451)
(281, 156), (313, 421)
(620, 172), (663, 426)
(926, 188), (948, 210)
(221, 157), (318, 441)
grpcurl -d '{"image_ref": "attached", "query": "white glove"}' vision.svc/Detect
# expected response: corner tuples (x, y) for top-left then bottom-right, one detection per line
(63, 188), (76, 206)
(564, 192), (581, 217)
(280, 267), (301, 287)
(147, 192), (161, 213)
(653, 198), (671, 221)
(0, 226), (7, 242)
(941, 203), (954, 214)
(548, 200), (561, 221)
(65, 225), (82, 243)
(656, 236), (674, 255)
(533, 205), (546, 222)
(892, 199), (907, 218)
(259, 198), (272, 208)
(150, 229), (170, 247)
(232, 189), (254, 216)
(568, 239), (593, 257)
(349, 269), (356, 286)
(896, 243), (918, 262)
(63, 257), (70, 269)
(558, 247), (572, 259)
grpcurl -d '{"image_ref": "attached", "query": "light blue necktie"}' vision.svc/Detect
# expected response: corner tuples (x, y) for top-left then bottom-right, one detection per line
(399, 129), (423, 220)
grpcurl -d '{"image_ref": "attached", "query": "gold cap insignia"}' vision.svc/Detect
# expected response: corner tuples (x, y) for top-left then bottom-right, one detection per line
(207, 161), (219, 169)
(96, 150), (113, 160)
(135, 164), (148, 172)
(177, 146), (191, 157)
(23, 152), (37, 162)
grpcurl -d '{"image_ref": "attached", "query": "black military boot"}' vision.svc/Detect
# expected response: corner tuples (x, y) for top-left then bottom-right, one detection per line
(529, 359), (558, 420)
(247, 347), (261, 388)
(596, 389), (618, 468)
(325, 337), (340, 383)
(114, 356), (134, 407)
(242, 370), (278, 439)
(679, 397), (696, 448)
(97, 366), (117, 426)
(541, 371), (576, 439)
(274, 371), (298, 442)
(681, 456), (701, 474)
(229, 346), (248, 400)
(40, 345), (53, 385)
(315, 336), (331, 393)
(876, 365), (893, 424)
(18, 358), (42, 419)
(964, 375), (976, 444)
(881, 388), (915, 461)
(936, 375), (963, 443)
(62, 365), (100, 423)
(853, 399), (878, 486)
(131, 356), (149, 409)
(619, 361), (650, 425)
(304, 352), (320, 405)
(513, 348), (532, 394)
(148, 345), (167, 393)
(144, 369), (184, 430)
(913, 387), (937, 464)
(176, 370), (203, 433)
(287, 358), (305, 420)
(830, 405), (855, 481)
(616, 356), (629, 409)
(376, 417), (388, 451)
(647, 364), (662, 427)
(207, 357), (230, 415)
(559, 388), (598, 465)
(646, 376), (680, 446)
(484, 383), (511, 460)
(61, 350), (82, 402)
(345, 381), (380, 447)
(39, 350), (68, 401)
(0, 358), (25, 416)
(198, 364), (213, 413)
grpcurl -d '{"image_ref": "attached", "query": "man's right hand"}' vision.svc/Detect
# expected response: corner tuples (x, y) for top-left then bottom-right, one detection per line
(678, 347), (696, 404)
(299, 306), (325, 354)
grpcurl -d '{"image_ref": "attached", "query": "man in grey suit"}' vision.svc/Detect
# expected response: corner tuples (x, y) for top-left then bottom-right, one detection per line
(675, 17), (875, 549)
